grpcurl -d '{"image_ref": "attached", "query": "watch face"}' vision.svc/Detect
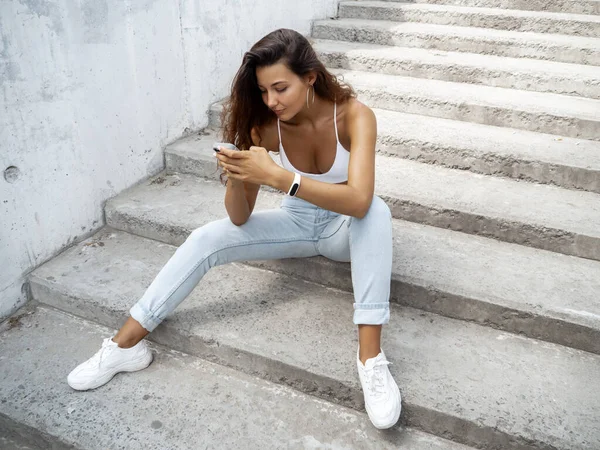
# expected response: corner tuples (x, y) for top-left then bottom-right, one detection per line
(290, 184), (299, 196)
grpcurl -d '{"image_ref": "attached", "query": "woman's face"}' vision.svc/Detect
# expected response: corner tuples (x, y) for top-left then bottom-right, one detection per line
(256, 62), (312, 121)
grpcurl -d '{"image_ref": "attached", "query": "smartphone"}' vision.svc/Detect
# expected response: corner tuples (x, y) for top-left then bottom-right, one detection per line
(213, 142), (239, 152)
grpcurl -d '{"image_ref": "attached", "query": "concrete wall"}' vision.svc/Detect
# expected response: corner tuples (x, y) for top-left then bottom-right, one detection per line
(0, 0), (339, 321)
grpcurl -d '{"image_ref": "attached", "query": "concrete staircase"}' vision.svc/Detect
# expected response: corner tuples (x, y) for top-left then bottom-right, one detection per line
(3, 1), (600, 449)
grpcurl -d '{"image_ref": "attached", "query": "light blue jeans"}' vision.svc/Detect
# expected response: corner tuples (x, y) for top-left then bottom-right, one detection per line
(130, 195), (393, 332)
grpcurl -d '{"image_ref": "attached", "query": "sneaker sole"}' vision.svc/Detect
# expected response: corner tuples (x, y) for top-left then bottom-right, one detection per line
(68, 350), (153, 391)
(365, 379), (402, 430)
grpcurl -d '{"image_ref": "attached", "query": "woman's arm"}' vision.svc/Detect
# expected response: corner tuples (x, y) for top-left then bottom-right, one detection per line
(269, 102), (377, 218)
(218, 102), (377, 219)
(224, 179), (260, 226)
(222, 127), (266, 226)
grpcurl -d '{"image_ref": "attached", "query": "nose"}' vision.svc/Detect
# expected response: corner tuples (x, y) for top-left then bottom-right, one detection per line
(266, 92), (278, 109)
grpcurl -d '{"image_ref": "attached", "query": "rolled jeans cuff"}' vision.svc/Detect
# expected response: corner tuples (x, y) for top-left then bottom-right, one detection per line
(353, 303), (390, 325)
(130, 303), (162, 333)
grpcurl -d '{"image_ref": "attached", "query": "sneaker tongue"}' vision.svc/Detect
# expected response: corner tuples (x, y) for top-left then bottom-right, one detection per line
(103, 337), (118, 348)
(364, 352), (384, 369)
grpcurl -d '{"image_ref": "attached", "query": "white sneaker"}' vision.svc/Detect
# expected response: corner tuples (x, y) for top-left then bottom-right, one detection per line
(357, 348), (402, 429)
(68, 337), (153, 391)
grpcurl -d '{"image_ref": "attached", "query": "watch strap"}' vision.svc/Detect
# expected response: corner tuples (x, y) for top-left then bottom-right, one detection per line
(287, 172), (301, 197)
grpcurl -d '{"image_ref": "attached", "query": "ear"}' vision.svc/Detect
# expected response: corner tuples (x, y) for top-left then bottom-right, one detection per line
(305, 71), (317, 86)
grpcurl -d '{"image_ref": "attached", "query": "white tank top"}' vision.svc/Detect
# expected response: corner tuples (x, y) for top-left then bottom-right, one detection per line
(277, 102), (350, 184)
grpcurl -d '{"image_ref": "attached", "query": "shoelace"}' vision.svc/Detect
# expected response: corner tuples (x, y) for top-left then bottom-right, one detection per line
(364, 359), (392, 398)
(89, 338), (116, 369)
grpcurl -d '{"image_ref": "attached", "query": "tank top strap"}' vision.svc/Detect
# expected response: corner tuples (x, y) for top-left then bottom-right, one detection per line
(333, 102), (340, 144)
(277, 118), (283, 148)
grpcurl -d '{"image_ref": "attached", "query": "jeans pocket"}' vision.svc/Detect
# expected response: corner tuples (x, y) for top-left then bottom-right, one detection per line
(317, 215), (351, 262)
(320, 217), (348, 240)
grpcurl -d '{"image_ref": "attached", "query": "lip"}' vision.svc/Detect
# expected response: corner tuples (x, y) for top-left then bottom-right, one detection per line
(273, 109), (285, 115)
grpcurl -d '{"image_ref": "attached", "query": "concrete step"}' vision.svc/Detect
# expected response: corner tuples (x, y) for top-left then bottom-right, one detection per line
(101, 172), (600, 353)
(312, 18), (600, 65)
(121, 167), (600, 262)
(189, 118), (600, 195)
(372, 0), (600, 16)
(313, 39), (600, 99)
(341, 2), (600, 37)
(27, 231), (600, 450)
(0, 305), (470, 450)
(371, 110), (600, 193)
(209, 68), (600, 140)
(332, 68), (600, 140)
(0, 426), (52, 450)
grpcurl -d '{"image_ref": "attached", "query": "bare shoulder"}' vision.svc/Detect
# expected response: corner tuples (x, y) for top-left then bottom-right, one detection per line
(345, 98), (376, 125)
(343, 98), (376, 139)
(251, 119), (280, 152)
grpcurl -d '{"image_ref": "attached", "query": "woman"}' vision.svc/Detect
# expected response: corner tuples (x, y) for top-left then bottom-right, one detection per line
(68, 28), (401, 430)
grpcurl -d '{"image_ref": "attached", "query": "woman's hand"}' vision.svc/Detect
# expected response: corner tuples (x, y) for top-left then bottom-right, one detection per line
(215, 146), (281, 186)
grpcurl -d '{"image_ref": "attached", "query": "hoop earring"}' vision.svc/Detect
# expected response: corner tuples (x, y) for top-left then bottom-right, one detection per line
(306, 85), (315, 109)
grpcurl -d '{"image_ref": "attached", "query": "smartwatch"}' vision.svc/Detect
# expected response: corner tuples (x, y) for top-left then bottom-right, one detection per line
(287, 172), (301, 197)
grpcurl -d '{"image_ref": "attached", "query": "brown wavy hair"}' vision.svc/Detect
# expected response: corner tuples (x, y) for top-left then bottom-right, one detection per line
(218, 28), (355, 184)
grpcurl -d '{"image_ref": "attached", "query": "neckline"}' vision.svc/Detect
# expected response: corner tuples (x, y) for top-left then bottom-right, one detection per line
(277, 102), (347, 177)
(279, 142), (347, 177)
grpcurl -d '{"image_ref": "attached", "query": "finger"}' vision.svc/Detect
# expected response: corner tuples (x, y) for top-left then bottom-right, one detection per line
(221, 157), (242, 168)
(218, 147), (245, 159)
(221, 162), (242, 174)
(226, 170), (240, 180)
(218, 159), (231, 171)
(215, 153), (236, 164)
(226, 149), (249, 159)
(249, 146), (265, 153)
(216, 147), (230, 158)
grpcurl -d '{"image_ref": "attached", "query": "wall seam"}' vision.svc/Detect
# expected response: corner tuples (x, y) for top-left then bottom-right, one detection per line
(177, 0), (193, 130)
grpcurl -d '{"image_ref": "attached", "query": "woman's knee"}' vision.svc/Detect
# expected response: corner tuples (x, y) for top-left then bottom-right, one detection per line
(363, 196), (391, 221)
(186, 225), (209, 246)
(184, 219), (228, 252)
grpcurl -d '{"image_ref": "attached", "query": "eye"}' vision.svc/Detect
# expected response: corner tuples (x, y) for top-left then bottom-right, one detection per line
(276, 87), (287, 93)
